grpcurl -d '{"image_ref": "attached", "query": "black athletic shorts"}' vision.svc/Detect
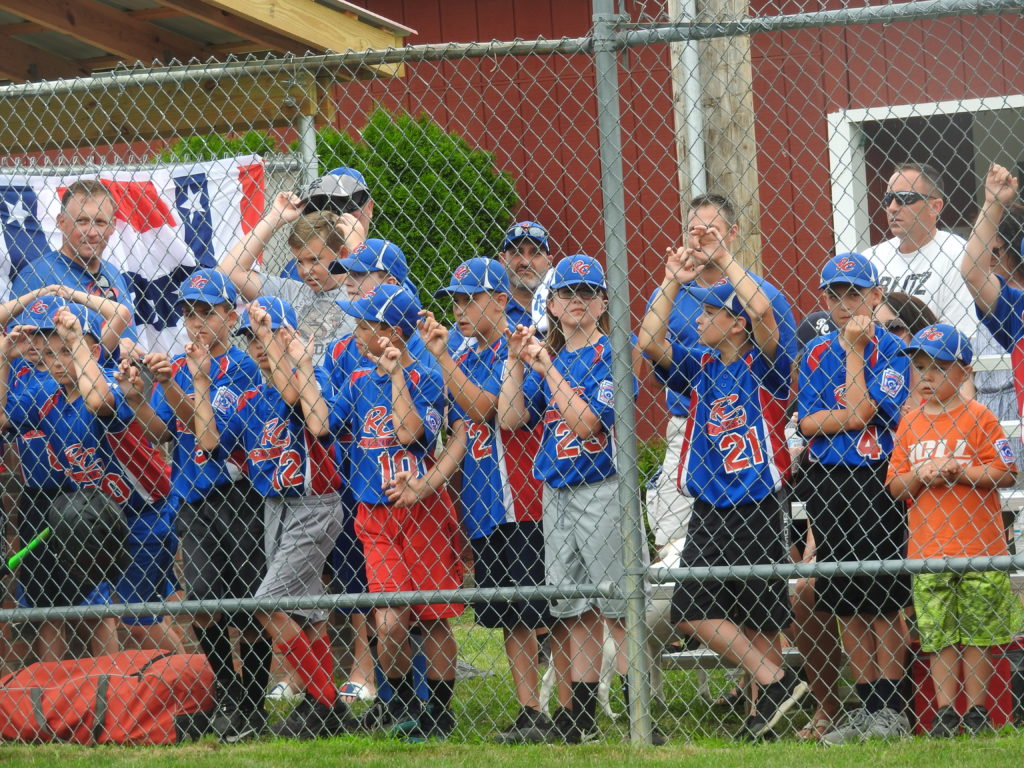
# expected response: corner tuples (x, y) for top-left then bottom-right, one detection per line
(804, 462), (912, 617)
(671, 492), (792, 633)
(177, 481), (265, 627)
(470, 521), (552, 630)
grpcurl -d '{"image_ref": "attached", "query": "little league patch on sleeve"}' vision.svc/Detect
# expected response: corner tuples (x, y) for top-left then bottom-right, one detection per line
(211, 386), (239, 415)
(995, 438), (1016, 465)
(879, 367), (905, 397)
(597, 379), (614, 406)
(424, 407), (443, 435)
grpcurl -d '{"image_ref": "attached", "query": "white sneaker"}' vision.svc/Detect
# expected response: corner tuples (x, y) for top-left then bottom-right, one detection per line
(266, 681), (303, 701)
(820, 707), (873, 746)
(865, 707), (910, 739)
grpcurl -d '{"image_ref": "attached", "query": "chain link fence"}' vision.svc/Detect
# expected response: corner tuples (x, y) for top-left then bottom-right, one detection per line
(1, 0), (1024, 748)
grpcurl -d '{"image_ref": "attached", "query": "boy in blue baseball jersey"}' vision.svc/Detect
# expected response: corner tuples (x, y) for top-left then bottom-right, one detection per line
(120, 268), (268, 742)
(327, 284), (464, 739)
(320, 238), (425, 702)
(190, 296), (354, 740)
(798, 253), (912, 744)
(498, 254), (634, 744)
(640, 226), (805, 741)
(0, 304), (176, 654)
(388, 258), (551, 742)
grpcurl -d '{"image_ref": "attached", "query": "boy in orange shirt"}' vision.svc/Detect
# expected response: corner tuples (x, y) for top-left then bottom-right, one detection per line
(887, 323), (1024, 737)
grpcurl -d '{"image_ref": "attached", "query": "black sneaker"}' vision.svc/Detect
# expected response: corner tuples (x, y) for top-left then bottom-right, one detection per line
(546, 706), (598, 744)
(745, 670), (807, 739)
(928, 706), (961, 738)
(402, 704), (457, 742)
(360, 697), (424, 734)
(219, 707), (268, 744)
(495, 707), (553, 744)
(271, 698), (356, 740)
(961, 705), (991, 736)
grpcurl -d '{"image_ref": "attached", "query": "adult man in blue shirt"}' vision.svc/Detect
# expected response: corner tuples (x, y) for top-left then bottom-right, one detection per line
(12, 180), (138, 346)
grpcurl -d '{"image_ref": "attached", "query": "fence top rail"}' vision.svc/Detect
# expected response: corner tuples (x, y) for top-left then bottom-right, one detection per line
(0, 0), (1021, 102)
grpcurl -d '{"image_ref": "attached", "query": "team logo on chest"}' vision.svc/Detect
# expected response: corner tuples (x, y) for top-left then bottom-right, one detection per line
(249, 418), (290, 461)
(706, 394), (747, 436)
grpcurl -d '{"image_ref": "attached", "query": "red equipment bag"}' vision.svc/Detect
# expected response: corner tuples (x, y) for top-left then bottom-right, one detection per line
(0, 649), (214, 744)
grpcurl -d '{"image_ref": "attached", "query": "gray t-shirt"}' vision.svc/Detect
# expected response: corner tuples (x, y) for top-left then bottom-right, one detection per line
(260, 274), (356, 365)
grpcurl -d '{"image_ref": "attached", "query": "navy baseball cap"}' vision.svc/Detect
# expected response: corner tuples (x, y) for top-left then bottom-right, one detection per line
(687, 278), (750, 321)
(901, 323), (973, 365)
(550, 254), (607, 291)
(302, 167), (371, 215)
(333, 239), (409, 282)
(434, 258), (510, 297)
(12, 296), (69, 330)
(819, 252), (880, 289)
(797, 310), (838, 353)
(502, 221), (550, 252)
(237, 296), (298, 334)
(178, 268), (238, 306)
(335, 283), (421, 339)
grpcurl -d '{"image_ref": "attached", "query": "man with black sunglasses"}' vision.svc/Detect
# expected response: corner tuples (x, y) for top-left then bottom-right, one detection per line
(864, 163), (978, 338)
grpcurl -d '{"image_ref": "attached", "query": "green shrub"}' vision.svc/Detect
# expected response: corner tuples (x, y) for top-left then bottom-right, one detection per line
(160, 111), (519, 314)
(308, 110), (518, 311)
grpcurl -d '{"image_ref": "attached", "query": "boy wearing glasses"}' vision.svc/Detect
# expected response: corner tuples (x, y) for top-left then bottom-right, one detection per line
(797, 252), (912, 744)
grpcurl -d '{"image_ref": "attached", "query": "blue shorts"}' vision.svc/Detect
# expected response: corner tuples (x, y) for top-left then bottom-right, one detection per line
(329, 492), (367, 615)
(116, 536), (178, 626)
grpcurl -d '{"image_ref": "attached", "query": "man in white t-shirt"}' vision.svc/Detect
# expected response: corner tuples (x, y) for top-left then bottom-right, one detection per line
(865, 162), (1010, 418)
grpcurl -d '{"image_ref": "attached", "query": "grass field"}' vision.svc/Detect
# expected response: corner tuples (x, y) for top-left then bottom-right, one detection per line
(4, 612), (1024, 765)
(4, 737), (1024, 768)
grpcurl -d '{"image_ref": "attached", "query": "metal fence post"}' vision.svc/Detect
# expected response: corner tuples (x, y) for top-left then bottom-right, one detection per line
(592, 0), (654, 746)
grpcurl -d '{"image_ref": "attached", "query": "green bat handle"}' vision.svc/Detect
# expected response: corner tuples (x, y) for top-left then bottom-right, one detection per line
(4, 527), (51, 572)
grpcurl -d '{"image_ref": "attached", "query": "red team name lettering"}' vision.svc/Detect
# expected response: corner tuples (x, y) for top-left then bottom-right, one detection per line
(248, 418), (290, 462)
(706, 394), (747, 436)
(359, 405), (399, 450)
(50, 443), (132, 503)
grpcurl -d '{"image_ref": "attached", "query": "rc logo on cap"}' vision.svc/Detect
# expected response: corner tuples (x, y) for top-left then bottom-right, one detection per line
(570, 259), (591, 276)
(454, 265), (471, 280)
(922, 327), (944, 341)
(352, 243), (368, 256)
(712, 277), (729, 287)
(835, 257), (857, 272)
(189, 274), (210, 290)
(28, 299), (48, 314)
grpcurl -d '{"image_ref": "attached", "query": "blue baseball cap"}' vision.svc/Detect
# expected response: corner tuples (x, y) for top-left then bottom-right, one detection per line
(335, 283), (421, 339)
(434, 258), (510, 297)
(502, 221), (550, 252)
(550, 254), (607, 291)
(687, 278), (750, 321)
(333, 239), (409, 282)
(65, 304), (106, 342)
(237, 296), (298, 334)
(178, 268), (238, 306)
(819, 252), (880, 289)
(901, 323), (973, 365)
(12, 296), (69, 330)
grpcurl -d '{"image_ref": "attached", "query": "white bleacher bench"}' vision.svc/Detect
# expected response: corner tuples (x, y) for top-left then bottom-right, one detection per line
(659, 645), (805, 671)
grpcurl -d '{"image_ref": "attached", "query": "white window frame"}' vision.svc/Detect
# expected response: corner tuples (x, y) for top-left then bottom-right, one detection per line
(827, 95), (1024, 253)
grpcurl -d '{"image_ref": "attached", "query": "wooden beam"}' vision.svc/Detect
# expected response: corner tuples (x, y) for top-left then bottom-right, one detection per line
(0, 7), (181, 38)
(158, 1), (304, 54)
(195, 0), (402, 54)
(0, 0), (212, 64)
(0, 73), (318, 152)
(0, 35), (92, 81)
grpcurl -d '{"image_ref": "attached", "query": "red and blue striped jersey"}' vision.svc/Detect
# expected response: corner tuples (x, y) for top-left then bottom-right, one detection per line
(151, 346), (260, 502)
(797, 329), (909, 466)
(449, 335), (542, 538)
(214, 366), (341, 498)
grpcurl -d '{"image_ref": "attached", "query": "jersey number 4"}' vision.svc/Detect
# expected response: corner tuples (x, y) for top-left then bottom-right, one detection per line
(856, 426), (883, 460)
(719, 427), (766, 474)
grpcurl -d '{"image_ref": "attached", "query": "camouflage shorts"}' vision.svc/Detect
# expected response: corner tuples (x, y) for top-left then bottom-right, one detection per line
(913, 571), (1024, 653)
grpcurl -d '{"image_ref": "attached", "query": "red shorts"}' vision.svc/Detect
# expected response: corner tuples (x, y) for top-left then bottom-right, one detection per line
(355, 490), (465, 621)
